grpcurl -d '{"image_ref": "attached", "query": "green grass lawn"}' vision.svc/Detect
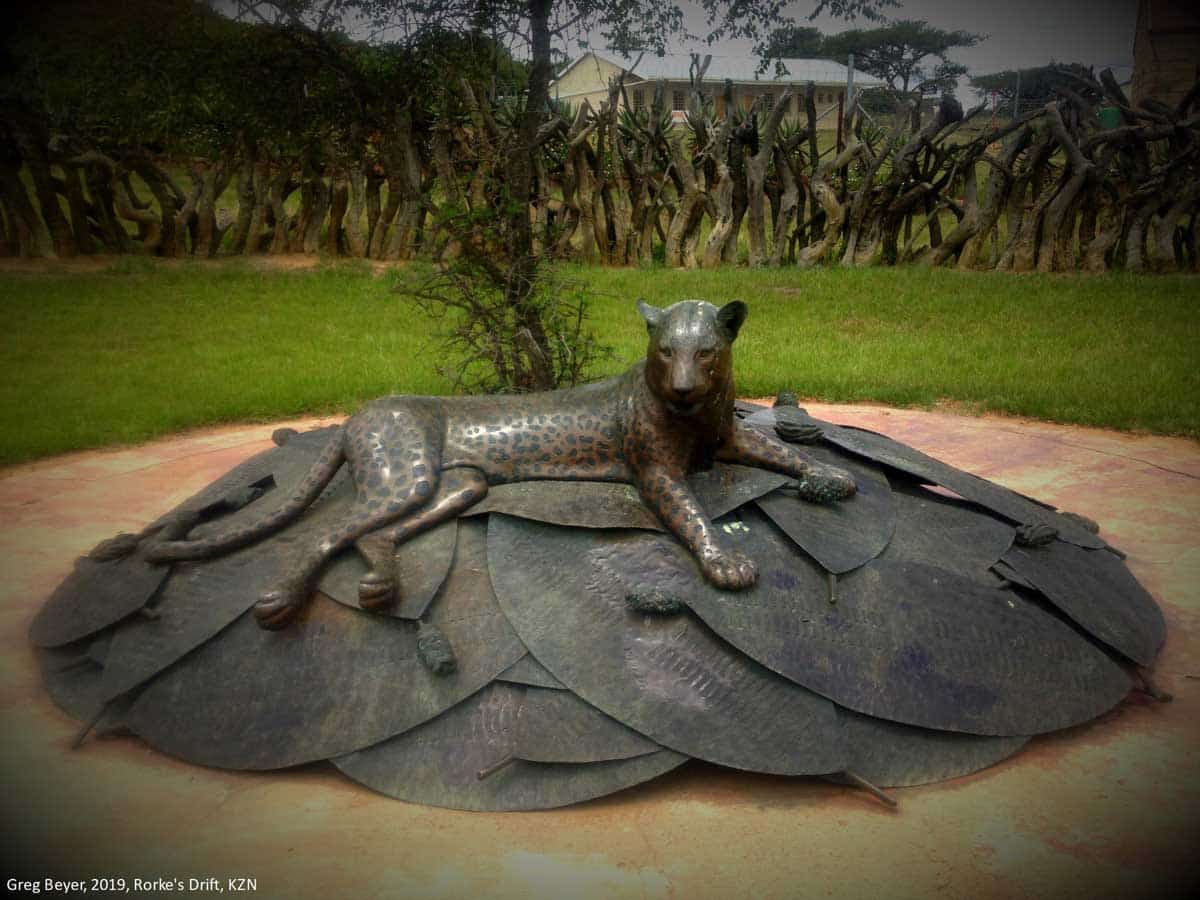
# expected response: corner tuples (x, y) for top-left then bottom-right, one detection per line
(1, 258), (1196, 466)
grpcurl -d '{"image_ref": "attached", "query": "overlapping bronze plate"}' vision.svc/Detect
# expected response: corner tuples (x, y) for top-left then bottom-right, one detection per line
(1001, 540), (1166, 666)
(746, 407), (1105, 549)
(334, 682), (686, 811)
(123, 519), (524, 769)
(878, 481), (1015, 582)
(754, 446), (895, 574)
(488, 514), (848, 776)
(34, 415), (1163, 809)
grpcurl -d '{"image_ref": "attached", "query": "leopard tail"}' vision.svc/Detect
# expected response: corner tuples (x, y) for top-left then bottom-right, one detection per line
(144, 428), (347, 562)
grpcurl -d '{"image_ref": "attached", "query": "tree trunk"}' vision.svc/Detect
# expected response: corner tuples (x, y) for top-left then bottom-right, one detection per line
(194, 158), (233, 258)
(80, 161), (126, 253)
(61, 164), (94, 255)
(842, 108), (907, 265)
(364, 169), (382, 254)
(664, 138), (704, 268)
(799, 141), (861, 266)
(1082, 198), (1122, 272)
(125, 156), (185, 256)
(324, 175), (349, 255)
(1123, 197), (1157, 273)
(302, 174), (329, 255)
(0, 152), (52, 256)
(1035, 104), (1092, 273)
(724, 145), (749, 264)
(925, 163), (979, 267)
(769, 146), (799, 267)
(343, 167), (367, 257)
(268, 169), (294, 254)
(1151, 185), (1200, 273)
(9, 117), (75, 257)
(0, 196), (12, 256)
(746, 90), (792, 266)
(553, 104), (595, 259)
(229, 146), (257, 255)
(500, 0), (554, 390)
(243, 161), (271, 255)
(958, 127), (1031, 270)
(701, 81), (738, 267)
(385, 106), (425, 260)
(995, 134), (1052, 270)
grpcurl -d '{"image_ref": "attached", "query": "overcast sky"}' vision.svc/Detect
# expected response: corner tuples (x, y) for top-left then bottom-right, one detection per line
(604, 0), (1138, 95)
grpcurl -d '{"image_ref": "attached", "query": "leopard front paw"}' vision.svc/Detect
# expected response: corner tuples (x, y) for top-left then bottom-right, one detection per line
(795, 464), (857, 504)
(699, 547), (758, 591)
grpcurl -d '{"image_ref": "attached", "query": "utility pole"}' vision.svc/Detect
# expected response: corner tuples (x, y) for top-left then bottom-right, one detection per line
(846, 52), (856, 112)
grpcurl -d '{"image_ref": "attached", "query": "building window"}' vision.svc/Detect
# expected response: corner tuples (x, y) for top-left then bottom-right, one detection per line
(761, 92), (774, 111)
(633, 89), (645, 112)
(673, 90), (686, 111)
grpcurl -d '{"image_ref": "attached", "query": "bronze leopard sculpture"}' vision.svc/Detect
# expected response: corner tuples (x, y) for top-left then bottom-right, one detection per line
(146, 299), (856, 628)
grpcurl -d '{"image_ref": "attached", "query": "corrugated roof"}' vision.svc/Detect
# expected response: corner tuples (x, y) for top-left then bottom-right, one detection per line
(573, 52), (884, 88)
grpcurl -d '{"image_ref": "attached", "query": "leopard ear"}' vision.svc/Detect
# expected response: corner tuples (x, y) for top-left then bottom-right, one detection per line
(717, 300), (748, 340)
(636, 298), (663, 332)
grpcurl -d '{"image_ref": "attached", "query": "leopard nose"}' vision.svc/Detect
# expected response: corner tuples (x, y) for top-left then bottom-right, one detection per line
(672, 379), (697, 400)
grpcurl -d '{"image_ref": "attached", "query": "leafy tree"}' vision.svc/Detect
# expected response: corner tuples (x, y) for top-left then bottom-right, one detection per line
(763, 25), (826, 58)
(229, 1), (896, 391)
(970, 63), (1098, 110)
(821, 19), (984, 101)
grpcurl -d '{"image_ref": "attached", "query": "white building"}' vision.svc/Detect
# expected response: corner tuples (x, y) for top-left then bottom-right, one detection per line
(551, 52), (885, 125)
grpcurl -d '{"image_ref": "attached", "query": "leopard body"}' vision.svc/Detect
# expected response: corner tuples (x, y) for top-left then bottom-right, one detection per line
(147, 299), (855, 628)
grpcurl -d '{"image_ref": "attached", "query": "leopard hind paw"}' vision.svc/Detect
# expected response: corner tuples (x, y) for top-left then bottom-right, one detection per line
(358, 570), (397, 611)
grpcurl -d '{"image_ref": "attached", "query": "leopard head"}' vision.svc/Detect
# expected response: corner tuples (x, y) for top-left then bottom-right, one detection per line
(637, 298), (747, 418)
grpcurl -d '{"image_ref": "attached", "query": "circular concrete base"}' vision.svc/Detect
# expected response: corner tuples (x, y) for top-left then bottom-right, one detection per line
(2, 406), (1197, 899)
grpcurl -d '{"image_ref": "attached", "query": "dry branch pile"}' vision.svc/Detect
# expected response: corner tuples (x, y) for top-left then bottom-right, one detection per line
(2, 67), (1197, 272)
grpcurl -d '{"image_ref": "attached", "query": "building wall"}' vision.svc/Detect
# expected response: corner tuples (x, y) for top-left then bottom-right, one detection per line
(553, 59), (846, 126)
(551, 52), (627, 113)
(1132, 0), (1200, 108)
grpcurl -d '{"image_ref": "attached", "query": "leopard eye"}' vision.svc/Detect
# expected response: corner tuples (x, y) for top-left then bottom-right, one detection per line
(658, 346), (673, 358)
(696, 347), (716, 360)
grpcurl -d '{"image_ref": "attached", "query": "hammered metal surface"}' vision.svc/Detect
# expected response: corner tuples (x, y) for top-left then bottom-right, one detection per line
(1001, 541), (1167, 666)
(29, 555), (169, 649)
(747, 408), (1104, 550)
(688, 464), (792, 520)
(167, 426), (342, 530)
(839, 708), (1029, 787)
(36, 632), (113, 721)
(515, 686), (660, 763)
(826, 425), (1106, 550)
(678, 506), (1131, 735)
(497, 654), (567, 690)
(334, 682), (686, 811)
(467, 481), (664, 531)
(878, 481), (1015, 582)
(754, 446), (895, 574)
(318, 519), (459, 620)
(123, 519), (524, 769)
(98, 485), (358, 702)
(463, 463), (788, 533)
(488, 514), (847, 775)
